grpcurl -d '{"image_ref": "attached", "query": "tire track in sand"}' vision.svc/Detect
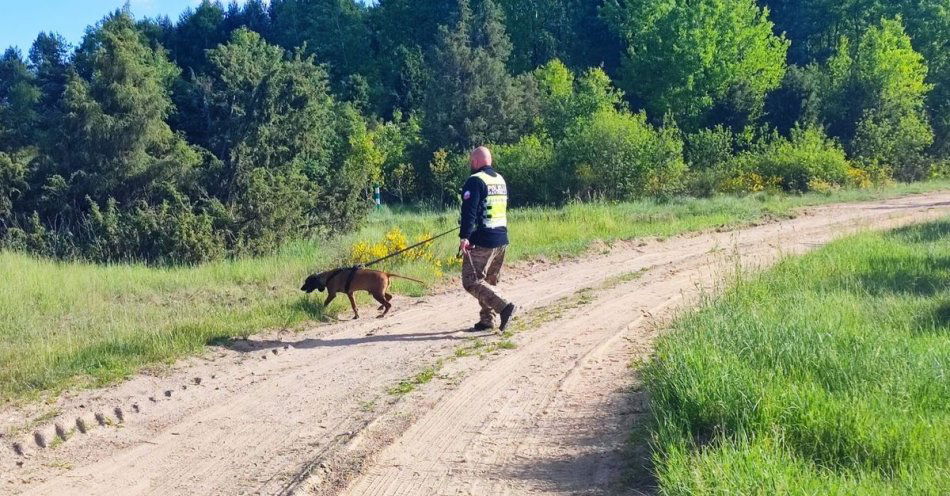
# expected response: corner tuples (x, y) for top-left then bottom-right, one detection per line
(1, 192), (947, 496)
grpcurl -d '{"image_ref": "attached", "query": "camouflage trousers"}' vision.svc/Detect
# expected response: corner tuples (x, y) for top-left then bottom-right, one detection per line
(462, 245), (510, 326)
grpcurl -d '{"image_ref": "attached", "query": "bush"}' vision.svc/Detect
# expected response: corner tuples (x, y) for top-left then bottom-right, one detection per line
(84, 198), (225, 265)
(349, 227), (460, 279)
(425, 149), (469, 208)
(853, 106), (934, 181)
(376, 113), (423, 203)
(685, 126), (735, 171)
(684, 126), (738, 197)
(733, 126), (852, 192)
(533, 61), (626, 142)
(718, 172), (782, 195)
(2, 196), (226, 265)
(558, 109), (687, 200)
(493, 134), (558, 206)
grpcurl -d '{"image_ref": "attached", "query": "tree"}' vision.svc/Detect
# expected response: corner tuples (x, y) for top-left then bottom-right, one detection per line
(422, 0), (535, 152)
(533, 59), (625, 141)
(368, 0), (459, 57)
(221, 0), (272, 37)
(762, 0), (870, 64)
(197, 29), (371, 249)
(0, 49), (40, 153)
(764, 65), (823, 135)
(761, 0), (948, 156)
(269, 0), (372, 89)
(241, 0), (272, 35)
(38, 11), (200, 216)
(0, 151), (28, 226)
(167, 1), (229, 74)
(26, 33), (70, 149)
(375, 112), (422, 202)
(762, 0), (945, 64)
(817, 18), (933, 177)
(604, 0), (788, 130)
(29, 33), (70, 102)
(367, 0), (459, 116)
(497, 0), (621, 74)
(899, 1), (949, 157)
(559, 108), (686, 200)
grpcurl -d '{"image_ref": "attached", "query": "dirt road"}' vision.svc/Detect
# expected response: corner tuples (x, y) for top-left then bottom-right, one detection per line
(2, 192), (948, 496)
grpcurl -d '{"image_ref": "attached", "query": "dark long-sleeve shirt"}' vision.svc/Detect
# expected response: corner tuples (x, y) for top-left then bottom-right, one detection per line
(459, 167), (509, 248)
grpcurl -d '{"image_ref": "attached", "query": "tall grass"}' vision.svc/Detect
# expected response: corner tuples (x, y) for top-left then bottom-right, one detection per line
(1, 180), (948, 403)
(645, 218), (950, 494)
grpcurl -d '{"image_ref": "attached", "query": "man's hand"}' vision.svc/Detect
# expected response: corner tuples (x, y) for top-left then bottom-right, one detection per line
(459, 239), (472, 255)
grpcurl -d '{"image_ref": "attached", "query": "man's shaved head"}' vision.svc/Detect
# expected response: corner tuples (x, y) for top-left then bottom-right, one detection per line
(470, 146), (493, 171)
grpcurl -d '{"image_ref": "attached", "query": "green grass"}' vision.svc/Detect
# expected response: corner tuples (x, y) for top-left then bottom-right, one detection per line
(387, 363), (441, 396)
(645, 218), (950, 494)
(1, 180), (948, 404)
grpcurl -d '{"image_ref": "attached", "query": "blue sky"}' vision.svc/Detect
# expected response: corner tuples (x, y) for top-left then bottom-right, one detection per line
(1, 1), (237, 55)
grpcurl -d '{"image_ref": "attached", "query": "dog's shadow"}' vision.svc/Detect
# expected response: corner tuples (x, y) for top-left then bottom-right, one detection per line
(220, 327), (474, 352)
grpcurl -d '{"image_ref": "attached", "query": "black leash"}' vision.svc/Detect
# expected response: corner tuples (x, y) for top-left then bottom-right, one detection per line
(322, 226), (460, 289)
(360, 225), (460, 269)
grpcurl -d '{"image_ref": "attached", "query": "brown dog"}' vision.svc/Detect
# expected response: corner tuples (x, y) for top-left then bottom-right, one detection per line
(301, 268), (424, 319)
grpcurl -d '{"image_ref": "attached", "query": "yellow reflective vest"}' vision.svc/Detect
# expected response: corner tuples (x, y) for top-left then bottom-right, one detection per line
(471, 170), (508, 229)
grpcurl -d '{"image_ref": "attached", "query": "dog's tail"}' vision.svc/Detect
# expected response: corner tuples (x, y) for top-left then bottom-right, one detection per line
(386, 273), (426, 285)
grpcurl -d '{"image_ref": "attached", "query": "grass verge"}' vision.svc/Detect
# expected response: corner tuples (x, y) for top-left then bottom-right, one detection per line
(1, 180), (948, 404)
(644, 218), (950, 494)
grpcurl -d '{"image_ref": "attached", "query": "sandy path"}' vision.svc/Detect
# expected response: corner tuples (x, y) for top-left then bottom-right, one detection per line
(2, 192), (948, 496)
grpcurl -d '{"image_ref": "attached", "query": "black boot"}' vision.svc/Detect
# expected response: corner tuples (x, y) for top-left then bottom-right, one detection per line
(468, 322), (494, 332)
(499, 303), (517, 332)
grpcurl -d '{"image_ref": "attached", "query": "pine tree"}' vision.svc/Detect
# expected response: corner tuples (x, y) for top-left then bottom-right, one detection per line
(422, 0), (534, 152)
(41, 11), (200, 215)
(0, 48), (40, 153)
(28, 33), (69, 113)
(497, 0), (621, 74)
(197, 28), (370, 250)
(269, 0), (372, 88)
(168, 0), (229, 74)
(367, 0), (460, 116)
(20, 32), (70, 156)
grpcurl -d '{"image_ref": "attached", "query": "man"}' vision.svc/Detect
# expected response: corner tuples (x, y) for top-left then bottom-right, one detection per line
(459, 146), (517, 332)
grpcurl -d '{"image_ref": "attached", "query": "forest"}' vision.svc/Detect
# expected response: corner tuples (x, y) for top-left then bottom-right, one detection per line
(0, 0), (946, 264)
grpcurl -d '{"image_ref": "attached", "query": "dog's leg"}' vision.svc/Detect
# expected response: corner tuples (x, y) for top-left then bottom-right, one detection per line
(323, 292), (337, 308)
(371, 291), (391, 318)
(347, 293), (360, 319)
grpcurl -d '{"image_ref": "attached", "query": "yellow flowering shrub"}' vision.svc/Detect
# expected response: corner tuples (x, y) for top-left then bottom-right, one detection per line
(719, 172), (782, 194)
(845, 167), (873, 189)
(349, 228), (460, 279)
(807, 177), (839, 194)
